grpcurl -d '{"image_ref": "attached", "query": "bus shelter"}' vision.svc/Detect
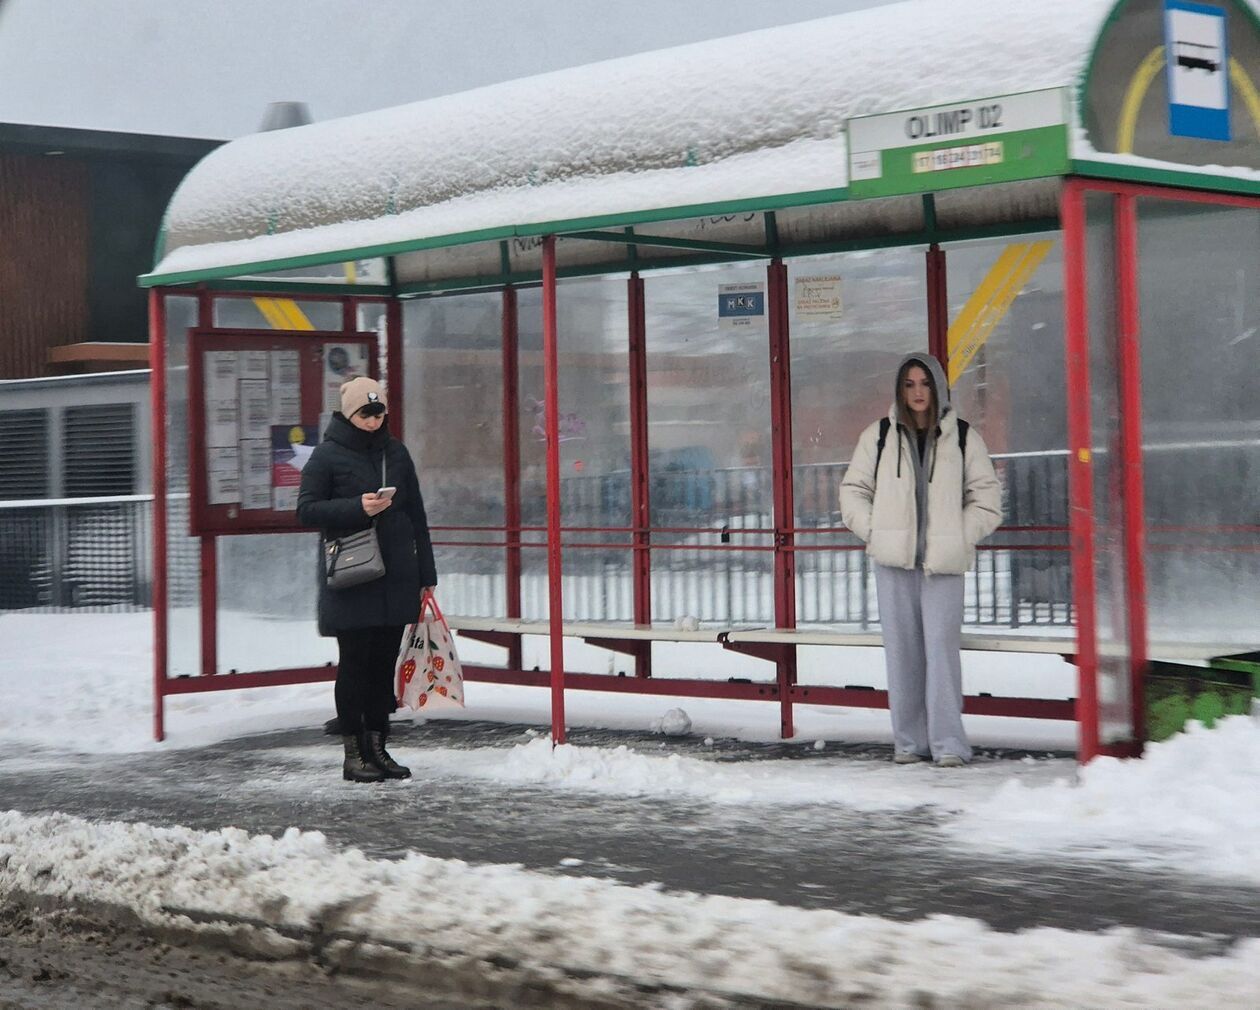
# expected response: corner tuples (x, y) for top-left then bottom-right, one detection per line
(141, 0), (1260, 762)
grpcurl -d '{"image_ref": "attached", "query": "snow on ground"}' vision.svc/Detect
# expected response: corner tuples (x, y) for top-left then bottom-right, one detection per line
(4, 609), (1260, 885)
(1, 807), (1258, 1010)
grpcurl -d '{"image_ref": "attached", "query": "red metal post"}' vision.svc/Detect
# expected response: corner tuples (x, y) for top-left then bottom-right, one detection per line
(1061, 180), (1101, 763)
(628, 273), (653, 676)
(502, 286), (523, 672)
(196, 291), (217, 679)
(542, 236), (566, 744)
(385, 297), (405, 439)
(149, 289), (169, 742)
(767, 260), (796, 739)
(341, 297), (356, 334)
(1115, 193), (1148, 748)
(926, 243), (949, 366)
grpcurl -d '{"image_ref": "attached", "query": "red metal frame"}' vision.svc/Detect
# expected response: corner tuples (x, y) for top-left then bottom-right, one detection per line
(1061, 179), (1102, 762)
(627, 272), (652, 677)
(541, 236), (566, 744)
(196, 294), (218, 681)
(766, 260), (797, 738)
(1060, 176), (1260, 760)
(1115, 193), (1148, 747)
(163, 666), (336, 694)
(150, 289), (169, 741)
(926, 243), (948, 366)
(501, 286), (524, 672)
(151, 182), (1257, 756)
(150, 289), (399, 739)
(455, 664), (1074, 721)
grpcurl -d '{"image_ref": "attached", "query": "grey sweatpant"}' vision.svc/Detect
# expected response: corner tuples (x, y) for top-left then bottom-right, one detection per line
(874, 564), (971, 762)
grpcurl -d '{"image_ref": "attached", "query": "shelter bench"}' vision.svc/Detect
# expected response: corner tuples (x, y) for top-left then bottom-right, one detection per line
(447, 616), (1241, 734)
(447, 616), (1084, 726)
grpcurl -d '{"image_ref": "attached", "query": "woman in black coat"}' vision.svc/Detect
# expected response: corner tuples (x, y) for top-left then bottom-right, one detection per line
(297, 377), (437, 784)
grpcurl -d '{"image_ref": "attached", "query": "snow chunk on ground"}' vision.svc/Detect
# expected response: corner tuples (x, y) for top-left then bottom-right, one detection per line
(652, 707), (693, 736)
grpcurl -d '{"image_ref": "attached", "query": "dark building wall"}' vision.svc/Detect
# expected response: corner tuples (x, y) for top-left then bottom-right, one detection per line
(0, 151), (91, 378)
(88, 159), (188, 344)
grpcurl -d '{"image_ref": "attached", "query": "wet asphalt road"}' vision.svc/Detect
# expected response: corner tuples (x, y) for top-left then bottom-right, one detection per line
(1, 719), (1257, 946)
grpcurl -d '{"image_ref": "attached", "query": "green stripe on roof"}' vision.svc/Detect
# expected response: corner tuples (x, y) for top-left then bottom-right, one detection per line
(138, 187), (851, 288)
(1070, 160), (1260, 196)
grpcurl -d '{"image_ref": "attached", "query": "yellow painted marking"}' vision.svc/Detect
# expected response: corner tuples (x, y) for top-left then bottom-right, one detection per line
(344, 261), (359, 284)
(1078, 448), (1092, 464)
(947, 241), (1053, 385)
(252, 297), (290, 329)
(1230, 58), (1260, 138)
(253, 297), (315, 331)
(1118, 47), (1166, 154)
(947, 242), (1026, 359)
(1118, 47), (1260, 155)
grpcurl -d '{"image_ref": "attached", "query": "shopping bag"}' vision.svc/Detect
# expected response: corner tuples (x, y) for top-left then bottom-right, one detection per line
(395, 590), (465, 711)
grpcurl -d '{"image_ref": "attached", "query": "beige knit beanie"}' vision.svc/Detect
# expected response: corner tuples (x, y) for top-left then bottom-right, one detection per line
(340, 376), (387, 416)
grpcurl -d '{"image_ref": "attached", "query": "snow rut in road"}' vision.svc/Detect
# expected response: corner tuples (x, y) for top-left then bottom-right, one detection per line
(1, 809), (1258, 1009)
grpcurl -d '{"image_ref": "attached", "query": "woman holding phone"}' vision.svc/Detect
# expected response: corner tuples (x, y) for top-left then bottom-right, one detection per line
(297, 376), (437, 783)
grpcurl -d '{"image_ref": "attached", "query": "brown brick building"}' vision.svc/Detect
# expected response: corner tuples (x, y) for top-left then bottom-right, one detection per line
(0, 122), (219, 378)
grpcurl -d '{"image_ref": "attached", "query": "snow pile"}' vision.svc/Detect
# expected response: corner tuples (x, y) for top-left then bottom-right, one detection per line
(157, 0), (1113, 264)
(381, 737), (1054, 812)
(0, 612), (335, 753)
(1, 808), (1258, 1008)
(951, 716), (1260, 881)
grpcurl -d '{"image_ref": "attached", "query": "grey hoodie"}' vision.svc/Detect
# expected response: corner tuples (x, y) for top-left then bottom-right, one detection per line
(892, 352), (951, 567)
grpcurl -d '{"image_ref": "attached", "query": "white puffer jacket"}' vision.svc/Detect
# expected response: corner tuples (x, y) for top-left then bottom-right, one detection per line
(840, 369), (1002, 576)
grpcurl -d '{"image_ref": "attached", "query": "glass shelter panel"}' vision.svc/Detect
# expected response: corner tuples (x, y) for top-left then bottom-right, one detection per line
(787, 247), (927, 628)
(946, 234), (1071, 629)
(518, 277), (632, 622)
(213, 297), (343, 331)
(163, 295), (201, 677)
(645, 262), (773, 626)
(405, 293), (506, 618)
(1136, 199), (1260, 646)
(1085, 192), (1134, 744)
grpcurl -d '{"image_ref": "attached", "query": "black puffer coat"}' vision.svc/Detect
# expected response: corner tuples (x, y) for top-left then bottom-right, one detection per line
(297, 413), (438, 635)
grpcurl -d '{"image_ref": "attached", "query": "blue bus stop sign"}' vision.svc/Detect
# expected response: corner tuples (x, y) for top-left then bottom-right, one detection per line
(1165, 0), (1231, 141)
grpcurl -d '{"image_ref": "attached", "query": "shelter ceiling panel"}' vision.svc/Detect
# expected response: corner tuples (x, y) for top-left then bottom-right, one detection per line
(933, 179), (1062, 232)
(518, 232), (638, 273)
(776, 196), (925, 248)
(633, 213), (767, 248)
(393, 241), (505, 287)
(236, 257), (389, 288)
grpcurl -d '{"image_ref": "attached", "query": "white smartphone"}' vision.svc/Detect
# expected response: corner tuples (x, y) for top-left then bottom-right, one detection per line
(375, 486), (397, 500)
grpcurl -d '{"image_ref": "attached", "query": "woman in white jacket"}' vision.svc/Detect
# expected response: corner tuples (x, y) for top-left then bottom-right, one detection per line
(839, 353), (1002, 766)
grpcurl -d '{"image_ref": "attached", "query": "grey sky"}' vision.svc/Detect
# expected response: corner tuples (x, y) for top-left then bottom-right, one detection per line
(0, 0), (897, 139)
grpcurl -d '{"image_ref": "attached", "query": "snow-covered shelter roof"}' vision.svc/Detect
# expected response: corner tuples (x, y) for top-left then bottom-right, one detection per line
(144, 0), (1260, 291)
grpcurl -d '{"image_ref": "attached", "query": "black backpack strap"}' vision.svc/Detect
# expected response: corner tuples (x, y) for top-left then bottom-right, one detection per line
(957, 418), (969, 459)
(874, 417), (891, 479)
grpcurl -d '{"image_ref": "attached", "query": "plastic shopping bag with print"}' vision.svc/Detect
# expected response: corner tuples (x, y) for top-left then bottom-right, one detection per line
(395, 590), (465, 711)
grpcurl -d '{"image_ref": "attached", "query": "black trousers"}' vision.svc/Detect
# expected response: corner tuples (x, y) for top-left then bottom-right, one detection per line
(335, 625), (405, 734)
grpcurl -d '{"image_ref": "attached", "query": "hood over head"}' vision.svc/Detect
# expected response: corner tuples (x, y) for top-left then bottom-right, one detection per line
(892, 352), (950, 428)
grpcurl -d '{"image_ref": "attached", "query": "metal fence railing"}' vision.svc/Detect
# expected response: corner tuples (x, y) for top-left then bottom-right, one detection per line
(0, 496), (156, 611)
(2, 451), (1074, 628)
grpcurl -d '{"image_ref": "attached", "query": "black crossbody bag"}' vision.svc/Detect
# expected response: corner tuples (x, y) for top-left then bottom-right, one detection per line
(325, 456), (387, 589)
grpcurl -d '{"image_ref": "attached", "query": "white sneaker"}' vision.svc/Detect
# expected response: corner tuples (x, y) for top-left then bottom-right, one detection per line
(893, 752), (925, 765)
(934, 755), (966, 768)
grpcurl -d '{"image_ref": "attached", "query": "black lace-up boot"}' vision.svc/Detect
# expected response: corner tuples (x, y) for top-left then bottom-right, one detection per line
(342, 734), (385, 783)
(363, 729), (411, 779)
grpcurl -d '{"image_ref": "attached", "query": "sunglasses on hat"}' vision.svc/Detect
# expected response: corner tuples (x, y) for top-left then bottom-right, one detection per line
(357, 403), (386, 418)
